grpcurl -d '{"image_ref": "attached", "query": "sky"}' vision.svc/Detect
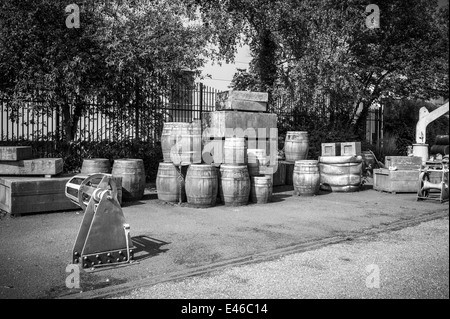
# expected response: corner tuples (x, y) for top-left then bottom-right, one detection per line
(198, 0), (449, 92)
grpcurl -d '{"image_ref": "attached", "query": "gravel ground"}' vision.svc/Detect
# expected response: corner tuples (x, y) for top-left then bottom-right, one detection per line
(114, 217), (449, 299)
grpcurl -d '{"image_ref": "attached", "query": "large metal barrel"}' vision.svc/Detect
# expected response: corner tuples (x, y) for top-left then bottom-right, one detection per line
(293, 160), (320, 196)
(250, 176), (272, 204)
(112, 159), (146, 201)
(430, 145), (449, 155)
(185, 164), (218, 207)
(319, 156), (362, 192)
(156, 163), (187, 203)
(80, 158), (111, 174)
(285, 131), (309, 161)
(219, 164), (250, 206)
(247, 149), (268, 176)
(161, 122), (201, 165)
(435, 135), (449, 145)
(224, 138), (247, 164)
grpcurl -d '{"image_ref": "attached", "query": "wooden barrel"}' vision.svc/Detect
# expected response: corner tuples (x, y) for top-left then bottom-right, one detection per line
(285, 131), (309, 161)
(293, 160), (320, 196)
(161, 122), (201, 164)
(319, 156), (362, 192)
(112, 159), (146, 201)
(250, 176), (272, 204)
(224, 138), (247, 164)
(185, 164), (218, 207)
(156, 163), (187, 203)
(81, 158), (111, 174)
(219, 164), (250, 206)
(247, 149), (268, 176)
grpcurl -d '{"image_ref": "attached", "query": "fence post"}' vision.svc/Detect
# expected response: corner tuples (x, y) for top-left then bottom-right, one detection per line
(199, 83), (204, 121)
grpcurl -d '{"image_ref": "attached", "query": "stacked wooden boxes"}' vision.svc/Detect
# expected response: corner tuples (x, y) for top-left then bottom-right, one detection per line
(0, 146), (78, 215)
(373, 156), (423, 193)
(321, 142), (361, 157)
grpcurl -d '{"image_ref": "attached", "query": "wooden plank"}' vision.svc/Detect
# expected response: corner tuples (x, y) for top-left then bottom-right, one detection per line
(0, 146), (33, 161)
(0, 158), (63, 176)
(384, 156), (422, 170)
(216, 91), (268, 112)
(0, 175), (79, 215)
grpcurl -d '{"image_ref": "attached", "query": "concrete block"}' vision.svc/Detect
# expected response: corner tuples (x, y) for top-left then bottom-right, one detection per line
(0, 146), (33, 161)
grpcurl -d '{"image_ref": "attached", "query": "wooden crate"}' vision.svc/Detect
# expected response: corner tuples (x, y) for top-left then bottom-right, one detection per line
(384, 156), (422, 170)
(340, 142), (361, 156)
(373, 168), (420, 193)
(321, 143), (341, 156)
(0, 175), (79, 215)
(216, 90), (268, 112)
(0, 158), (63, 176)
(0, 146), (33, 161)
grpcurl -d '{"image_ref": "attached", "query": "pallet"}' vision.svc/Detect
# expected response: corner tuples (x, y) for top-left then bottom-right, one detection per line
(0, 146), (33, 161)
(0, 158), (63, 176)
(0, 175), (80, 215)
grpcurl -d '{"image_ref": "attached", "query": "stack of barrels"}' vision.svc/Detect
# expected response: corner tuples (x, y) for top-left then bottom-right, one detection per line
(157, 121), (202, 204)
(283, 131), (321, 196)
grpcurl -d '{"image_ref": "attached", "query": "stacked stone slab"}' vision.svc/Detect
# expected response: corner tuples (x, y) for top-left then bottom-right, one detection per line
(0, 146), (76, 215)
(202, 90), (278, 205)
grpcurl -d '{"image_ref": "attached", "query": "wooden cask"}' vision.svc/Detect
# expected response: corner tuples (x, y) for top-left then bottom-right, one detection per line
(81, 158), (111, 174)
(156, 163), (187, 203)
(285, 131), (309, 161)
(185, 164), (218, 207)
(250, 176), (272, 204)
(293, 160), (320, 196)
(112, 159), (146, 201)
(219, 164), (250, 206)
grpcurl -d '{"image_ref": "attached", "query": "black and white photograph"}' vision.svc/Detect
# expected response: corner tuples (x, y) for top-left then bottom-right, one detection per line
(0, 0), (448, 304)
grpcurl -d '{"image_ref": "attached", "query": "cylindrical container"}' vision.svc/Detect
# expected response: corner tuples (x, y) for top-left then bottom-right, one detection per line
(224, 138), (247, 164)
(161, 122), (201, 164)
(219, 164), (250, 206)
(247, 149), (268, 176)
(285, 131), (309, 161)
(80, 158), (111, 174)
(319, 156), (362, 192)
(430, 145), (449, 155)
(185, 164), (218, 208)
(435, 135), (449, 145)
(112, 159), (146, 201)
(413, 143), (429, 163)
(250, 176), (272, 204)
(293, 160), (320, 196)
(156, 163), (187, 203)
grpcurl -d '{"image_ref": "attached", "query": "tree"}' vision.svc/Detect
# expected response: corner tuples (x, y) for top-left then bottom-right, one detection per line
(0, 0), (213, 141)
